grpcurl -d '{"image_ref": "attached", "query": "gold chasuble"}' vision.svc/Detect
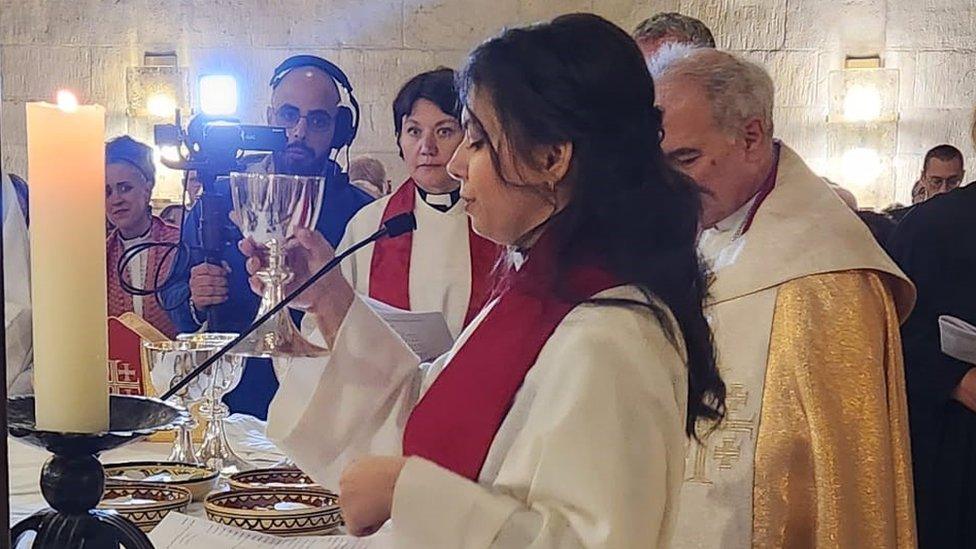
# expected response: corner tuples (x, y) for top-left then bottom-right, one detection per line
(673, 145), (917, 549)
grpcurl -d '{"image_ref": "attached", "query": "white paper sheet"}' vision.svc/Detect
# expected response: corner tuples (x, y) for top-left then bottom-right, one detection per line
(939, 315), (976, 365)
(148, 513), (390, 548)
(361, 296), (454, 361)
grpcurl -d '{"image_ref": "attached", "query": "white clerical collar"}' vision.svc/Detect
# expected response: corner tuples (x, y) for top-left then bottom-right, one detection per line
(415, 187), (461, 212)
(700, 189), (764, 272)
(424, 192), (455, 207)
(712, 192), (760, 234)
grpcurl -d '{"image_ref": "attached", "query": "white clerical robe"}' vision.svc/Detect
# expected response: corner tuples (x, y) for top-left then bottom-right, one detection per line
(338, 188), (473, 338)
(2, 173), (32, 394)
(672, 144), (916, 548)
(268, 285), (688, 548)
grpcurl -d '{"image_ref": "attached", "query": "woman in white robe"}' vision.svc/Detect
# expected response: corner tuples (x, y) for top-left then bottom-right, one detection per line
(253, 14), (726, 548)
(338, 68), (501, 339)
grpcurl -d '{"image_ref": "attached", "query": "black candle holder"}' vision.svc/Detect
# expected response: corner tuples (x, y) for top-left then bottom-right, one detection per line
(7, 394), (189, 548)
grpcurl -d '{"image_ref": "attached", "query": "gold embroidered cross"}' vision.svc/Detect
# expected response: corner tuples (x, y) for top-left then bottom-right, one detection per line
(685, 383), (756, 484)
(712, 437), (741, 470)
(727, 383), (749, 412)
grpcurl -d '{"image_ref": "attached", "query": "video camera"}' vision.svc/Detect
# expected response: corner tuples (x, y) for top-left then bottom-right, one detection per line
(154, 111), (287, 180)
(153, 111), (288, 328)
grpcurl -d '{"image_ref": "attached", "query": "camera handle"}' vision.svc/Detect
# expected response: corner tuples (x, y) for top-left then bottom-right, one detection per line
(194, 160), (239, 331)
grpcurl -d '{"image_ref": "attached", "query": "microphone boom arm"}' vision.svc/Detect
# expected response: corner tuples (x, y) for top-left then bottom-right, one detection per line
(161, 212), (416, 400)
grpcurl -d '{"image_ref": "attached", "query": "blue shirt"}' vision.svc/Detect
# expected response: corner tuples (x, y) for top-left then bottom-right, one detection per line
(162, 166), (372, 418)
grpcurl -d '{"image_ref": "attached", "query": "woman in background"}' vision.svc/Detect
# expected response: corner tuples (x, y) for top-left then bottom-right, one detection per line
(338, 68), (501, 339)
(105, 136), (180, 338)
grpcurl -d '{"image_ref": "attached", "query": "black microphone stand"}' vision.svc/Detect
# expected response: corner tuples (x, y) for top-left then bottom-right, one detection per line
(162, 212), (416, 401)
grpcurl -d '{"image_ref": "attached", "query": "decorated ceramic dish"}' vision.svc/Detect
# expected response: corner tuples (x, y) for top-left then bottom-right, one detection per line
(103, 461), (219, 501)
(205, 488), (342, 536)
(227, 468), (322, 492)
(97, 483), (192, 532)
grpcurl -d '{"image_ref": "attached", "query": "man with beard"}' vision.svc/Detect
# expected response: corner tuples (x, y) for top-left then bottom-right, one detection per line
(163, 56), (373, 418)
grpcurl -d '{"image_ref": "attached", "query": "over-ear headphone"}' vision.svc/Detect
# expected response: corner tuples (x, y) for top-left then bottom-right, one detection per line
(270, 55), (360, 152)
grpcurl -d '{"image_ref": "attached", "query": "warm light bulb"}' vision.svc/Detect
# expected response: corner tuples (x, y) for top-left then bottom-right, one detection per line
(146, 92), (177, 118)
(843, 84), (882, 122)
(841, 147), (882, 187)
(56, 90), (79, 113)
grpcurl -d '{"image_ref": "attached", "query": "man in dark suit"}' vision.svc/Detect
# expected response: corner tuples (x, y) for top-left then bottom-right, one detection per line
(889, 181), (976, 548)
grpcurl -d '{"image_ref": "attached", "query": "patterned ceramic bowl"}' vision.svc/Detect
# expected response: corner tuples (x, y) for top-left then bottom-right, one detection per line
(97, 483), (192, 532)
(227, 468), (322, 492)
(205, 488), (342, 536)
(104, 461), (219, 501)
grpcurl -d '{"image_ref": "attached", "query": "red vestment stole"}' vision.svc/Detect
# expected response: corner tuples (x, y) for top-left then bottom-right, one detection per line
(106, 216), (180, 339)
(368, 179), (501, 327)
(402, 231), (623, 480)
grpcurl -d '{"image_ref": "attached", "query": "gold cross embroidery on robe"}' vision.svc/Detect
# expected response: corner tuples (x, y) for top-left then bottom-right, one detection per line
(687, 383), (756, 484)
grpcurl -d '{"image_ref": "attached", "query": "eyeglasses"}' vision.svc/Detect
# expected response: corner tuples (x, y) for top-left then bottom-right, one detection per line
(273, 105), (334, 132)
(924, 175), (963, 189)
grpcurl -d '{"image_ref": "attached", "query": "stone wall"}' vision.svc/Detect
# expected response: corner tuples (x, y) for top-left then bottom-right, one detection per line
(2, 0), (974, 205)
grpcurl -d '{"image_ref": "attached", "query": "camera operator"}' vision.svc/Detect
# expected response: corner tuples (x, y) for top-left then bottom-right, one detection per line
(162, 55), (373, 418)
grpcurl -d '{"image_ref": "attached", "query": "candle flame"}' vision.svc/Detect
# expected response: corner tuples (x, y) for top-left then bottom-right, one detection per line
(56, 90), (79, 113)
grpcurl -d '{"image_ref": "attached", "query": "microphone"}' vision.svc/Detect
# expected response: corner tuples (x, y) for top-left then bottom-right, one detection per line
(162, 212), (417, 400)
(383, 212), (417, 238)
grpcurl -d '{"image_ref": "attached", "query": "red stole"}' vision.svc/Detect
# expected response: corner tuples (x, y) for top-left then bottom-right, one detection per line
(369, 179), (501, 326)
(106, 216), (180, 339)
(402, 232), (623, 480)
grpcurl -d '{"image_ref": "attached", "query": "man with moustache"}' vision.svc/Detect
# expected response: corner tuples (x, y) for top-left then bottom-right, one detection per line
(163, 55), (372, 418)
(648, 45), (917, 548)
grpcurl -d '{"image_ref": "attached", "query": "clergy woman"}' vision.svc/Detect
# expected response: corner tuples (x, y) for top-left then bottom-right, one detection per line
(105, 136), (180, 338)
(338, 68), (500, 338)
(254, 14), (726, 547)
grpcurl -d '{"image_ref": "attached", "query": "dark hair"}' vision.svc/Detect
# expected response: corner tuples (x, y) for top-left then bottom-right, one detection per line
(633, 12), (716, 48)
(393, 67), (461, 157)
(105, 135), (155, 187)
(923, 144), (964, 171)
(460, 13), (725, 435)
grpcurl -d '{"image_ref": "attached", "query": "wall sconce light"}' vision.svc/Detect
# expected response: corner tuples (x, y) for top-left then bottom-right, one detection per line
(125, 52), (188, 120)
(826, 56), (900, 208)
(828, 58), (899, 124)
(843, 85), (882, 122)
(124, 52), (189, 204)
(146, 92), (177, 119)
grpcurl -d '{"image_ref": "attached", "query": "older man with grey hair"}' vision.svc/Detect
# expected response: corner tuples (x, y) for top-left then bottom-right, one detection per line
(633, 12), (715, 59)
(649, 45), (918, 548)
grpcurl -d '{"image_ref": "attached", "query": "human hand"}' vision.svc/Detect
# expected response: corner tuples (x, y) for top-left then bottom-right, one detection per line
(239, 228), (339, 311)
(953, 369), (976, 413)
(338, 456), (407, 537)
(189, 262), (229, 308)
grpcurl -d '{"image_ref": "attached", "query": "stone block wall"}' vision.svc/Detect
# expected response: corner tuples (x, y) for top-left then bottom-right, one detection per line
(2, 0), (974, 205)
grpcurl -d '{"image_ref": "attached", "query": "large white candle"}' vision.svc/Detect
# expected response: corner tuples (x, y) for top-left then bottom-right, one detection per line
(27, 94), (110, 432)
